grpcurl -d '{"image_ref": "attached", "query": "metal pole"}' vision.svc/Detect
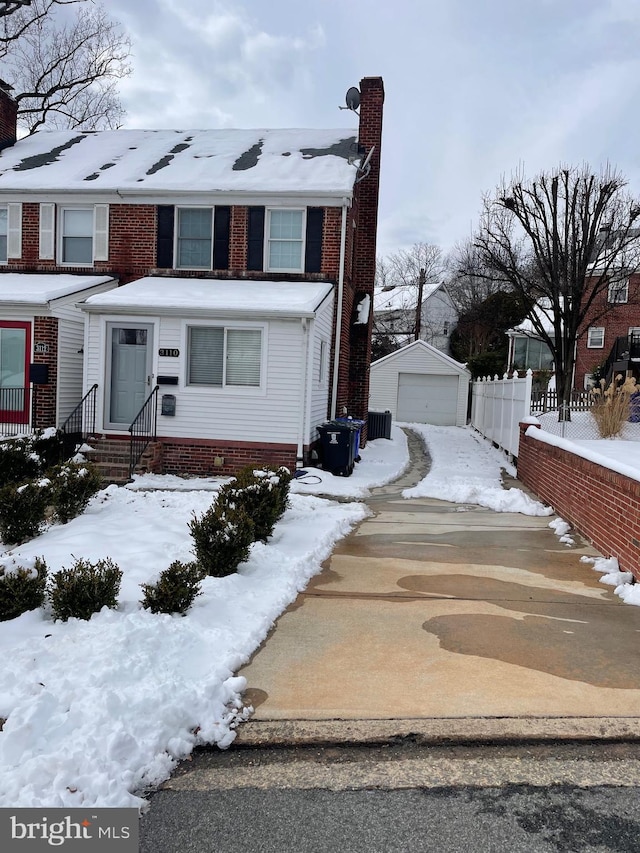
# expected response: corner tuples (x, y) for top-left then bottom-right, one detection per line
(414, 267), (425, 341)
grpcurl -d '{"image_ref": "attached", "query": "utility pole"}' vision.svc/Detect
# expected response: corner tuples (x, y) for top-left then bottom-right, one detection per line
(414, 267), (425, 341)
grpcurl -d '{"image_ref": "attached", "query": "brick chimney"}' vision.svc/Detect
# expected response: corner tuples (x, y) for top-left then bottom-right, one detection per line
(0, 79), (17, 150)
(346, 75), (384, 428)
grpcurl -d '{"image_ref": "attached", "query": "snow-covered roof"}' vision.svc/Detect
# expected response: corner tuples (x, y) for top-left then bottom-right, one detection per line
(373, 281), (443, 313)
(509, 299), (555, 337)
(82, 277), (334, 318)
(0, 272), (115, 305)
(0, 128), (360, 196)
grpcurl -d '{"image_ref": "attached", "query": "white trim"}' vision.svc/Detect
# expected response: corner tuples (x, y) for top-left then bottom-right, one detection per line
(93, 204), (109, 261)
(587, 327), (605, 348)
(174, 206), (214, 270)
(7, 202), (21, 259)
(181, 318), (267, 396)
(39, 203), (55, 260)
(58, 205), (94, 266)
(608, 278), (629, 304)
(265, 207), (306, 273)
(104, 320), (156, 430)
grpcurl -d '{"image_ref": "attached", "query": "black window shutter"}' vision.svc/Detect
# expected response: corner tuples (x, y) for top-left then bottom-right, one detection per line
(247, 206), (265, 271)
(305, 207), (324, 273)
(213, 206), (230, 270)
(156, 206), (175, 268)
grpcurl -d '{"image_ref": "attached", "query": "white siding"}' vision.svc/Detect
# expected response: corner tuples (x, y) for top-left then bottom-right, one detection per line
(85, 313), (308, 442)
(369, 341), (470, 427)
(56, 312), (85, 425)
(309, 292), (334, 439)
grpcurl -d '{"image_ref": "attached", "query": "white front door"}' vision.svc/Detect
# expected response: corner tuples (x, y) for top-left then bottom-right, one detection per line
(106, 324), (153, 428)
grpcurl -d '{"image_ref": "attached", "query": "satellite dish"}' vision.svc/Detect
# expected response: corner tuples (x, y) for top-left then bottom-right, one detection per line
(345, 87), (360, 111)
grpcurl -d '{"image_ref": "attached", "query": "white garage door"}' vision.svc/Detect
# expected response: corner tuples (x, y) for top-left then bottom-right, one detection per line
(396, 372), (459, 425)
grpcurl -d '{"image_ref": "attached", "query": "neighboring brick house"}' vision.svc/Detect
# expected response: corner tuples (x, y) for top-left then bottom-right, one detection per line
(574, 273), (640, 389)
(0, 77), (384, 474)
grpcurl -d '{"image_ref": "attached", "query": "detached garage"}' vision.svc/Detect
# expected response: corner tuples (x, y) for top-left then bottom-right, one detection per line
(369, 340), (470, 427)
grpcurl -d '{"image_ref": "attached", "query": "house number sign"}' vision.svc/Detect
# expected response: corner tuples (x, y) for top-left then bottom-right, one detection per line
(34, 342), (49, 354)
(159, 348), (180, 357)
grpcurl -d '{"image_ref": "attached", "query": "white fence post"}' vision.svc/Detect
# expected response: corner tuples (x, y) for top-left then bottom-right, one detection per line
(471, 370), (533, 457)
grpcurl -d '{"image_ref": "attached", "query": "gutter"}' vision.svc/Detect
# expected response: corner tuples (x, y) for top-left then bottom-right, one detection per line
(330, 200), (349, 419)
(296, 317), (313, 468)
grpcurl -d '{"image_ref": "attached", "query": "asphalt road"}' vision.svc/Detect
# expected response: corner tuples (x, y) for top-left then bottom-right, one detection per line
(139, 742), (640, 852)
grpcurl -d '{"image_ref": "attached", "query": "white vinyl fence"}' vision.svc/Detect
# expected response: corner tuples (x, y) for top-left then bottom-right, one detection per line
(471, 370), (533, 457)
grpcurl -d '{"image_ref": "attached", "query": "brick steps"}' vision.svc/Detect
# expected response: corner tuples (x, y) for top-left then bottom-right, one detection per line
(83, 436), (163, 485)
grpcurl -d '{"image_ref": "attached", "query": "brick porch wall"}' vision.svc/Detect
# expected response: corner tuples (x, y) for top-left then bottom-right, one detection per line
(517, 422), (640, 580)
(32, 316), (58, 429)
(159, 436), (299, 477)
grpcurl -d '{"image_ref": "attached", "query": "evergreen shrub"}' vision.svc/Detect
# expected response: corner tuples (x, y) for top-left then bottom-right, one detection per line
(140, 560), (203, 615)
(189, 502), (254, 577)
(0, 556), (47, 621)
(0, 478), (52, 544)
(49, 461), (103, 523)
(49, 557), (122, 621)
(219, 465), (291, 543)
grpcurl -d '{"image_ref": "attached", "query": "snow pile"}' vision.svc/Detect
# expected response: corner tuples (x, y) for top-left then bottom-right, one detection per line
(580, 555), (639, 604)
(0, 487), (368, 809)
(549, 517), (575, 546)
(401, 424), (552, 515)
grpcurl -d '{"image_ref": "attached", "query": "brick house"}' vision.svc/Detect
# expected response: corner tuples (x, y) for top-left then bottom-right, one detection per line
(0, 77), (384, 475)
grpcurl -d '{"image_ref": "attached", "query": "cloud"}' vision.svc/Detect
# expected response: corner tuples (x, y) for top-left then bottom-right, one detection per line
(112, 0), (326, 128)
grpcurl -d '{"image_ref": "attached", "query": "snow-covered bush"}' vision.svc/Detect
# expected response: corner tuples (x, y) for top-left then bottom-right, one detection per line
(140, 560), (203, 615)
(0, 556), (47, 621)
(0, 428), (63, 488)
(48, 557), (122, 622)
(0, 478), (52, 544)
(48, 461), (103, 523)
(218, 465), (291, 543)
(189, 503), (254, 577)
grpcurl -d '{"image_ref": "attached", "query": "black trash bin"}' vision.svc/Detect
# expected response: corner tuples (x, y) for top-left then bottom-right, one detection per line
(334, 417), (365, 461)
(317, 421), (358, 476)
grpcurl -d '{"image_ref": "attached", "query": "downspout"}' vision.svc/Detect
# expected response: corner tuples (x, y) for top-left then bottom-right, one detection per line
(330, 200), (349, 419)
(296, 317), (312, 468)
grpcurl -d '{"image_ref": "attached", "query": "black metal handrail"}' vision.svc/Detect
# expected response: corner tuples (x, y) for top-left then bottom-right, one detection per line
(129, 386), (159, 477)
(60, 384), (98, 458)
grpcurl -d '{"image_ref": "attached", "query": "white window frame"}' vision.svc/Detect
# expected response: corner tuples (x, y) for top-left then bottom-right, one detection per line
(183, 320), (266, 395)
(318, 339), (328, 384)
(265, 208), (306, 273)
(57, 204), (109, 266)
(0, 205), (8, 265)
(174, 206), (214, 270)
(587, 327), (605, 348)
(608, 278), (629, 304)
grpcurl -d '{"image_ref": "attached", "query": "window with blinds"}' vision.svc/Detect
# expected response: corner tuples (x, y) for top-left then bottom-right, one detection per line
(187, 326), (261, 387)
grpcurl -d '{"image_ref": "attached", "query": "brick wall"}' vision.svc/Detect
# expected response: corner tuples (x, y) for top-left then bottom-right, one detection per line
(346, 76), (384, 434)
(160, 436), (298, 476)
(575, 273), (640, 388)
(518, 422), (640, 580)
(32, 316), (58, 429)
(0, 85), (16, 150)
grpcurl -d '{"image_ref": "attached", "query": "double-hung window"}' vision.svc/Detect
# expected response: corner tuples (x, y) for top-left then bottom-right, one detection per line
(0, 207), (7, 263)
(608, 279), (629, 304)
(587, 327), (605, 348)
(177, 208), (213, 269)
(187, 326), (262, 388)
(61, 208), (93, 264)
(266, 209), (305, 272)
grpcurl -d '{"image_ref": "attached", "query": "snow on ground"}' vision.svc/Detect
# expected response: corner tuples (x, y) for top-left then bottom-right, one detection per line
(400, 423), (552, 515)
(581, 555), (640, 606)
(0, 421), (634, 810)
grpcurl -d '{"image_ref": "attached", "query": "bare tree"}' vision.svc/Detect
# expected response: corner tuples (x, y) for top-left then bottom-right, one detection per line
(372, 242), (446, 351)
(0, 0), (131, 132)
(474, 165), (640, 417)
(445, 237), (507, 315)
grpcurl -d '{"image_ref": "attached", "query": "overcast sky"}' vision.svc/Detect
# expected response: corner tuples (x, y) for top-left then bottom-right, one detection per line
(106, 0), (640, 258)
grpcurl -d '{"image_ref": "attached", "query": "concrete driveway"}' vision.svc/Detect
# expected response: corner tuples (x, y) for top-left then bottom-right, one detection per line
(238, 429), (640, 741)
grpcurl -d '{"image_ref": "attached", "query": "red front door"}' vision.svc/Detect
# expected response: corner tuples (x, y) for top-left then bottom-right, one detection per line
(0, 321), (31, 425)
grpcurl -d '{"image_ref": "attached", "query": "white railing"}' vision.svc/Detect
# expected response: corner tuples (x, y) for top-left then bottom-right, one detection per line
(471, 370), (533, 457)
